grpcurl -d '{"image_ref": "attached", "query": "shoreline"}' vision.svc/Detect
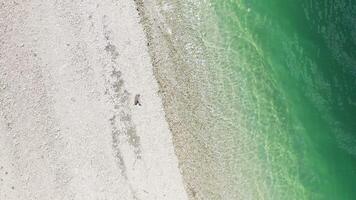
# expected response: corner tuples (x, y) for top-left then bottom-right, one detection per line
(134, 0), (234, 199)
(0, 0), (187, 199)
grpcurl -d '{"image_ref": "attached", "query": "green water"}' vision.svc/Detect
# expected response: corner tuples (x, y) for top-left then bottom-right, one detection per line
(206, 0), (356, 199)
(143, 0), (356, 199)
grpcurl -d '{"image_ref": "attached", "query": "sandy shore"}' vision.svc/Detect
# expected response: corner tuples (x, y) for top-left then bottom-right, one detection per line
(0, 0), (187, 199)
(134, 0), (236, 199)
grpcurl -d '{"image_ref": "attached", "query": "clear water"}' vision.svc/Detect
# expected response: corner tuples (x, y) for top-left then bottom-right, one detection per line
(147, 0), (356, 199)
(209, 1), (356, 199)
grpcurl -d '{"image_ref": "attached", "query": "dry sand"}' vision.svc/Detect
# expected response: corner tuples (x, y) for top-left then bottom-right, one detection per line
(0, 0), (188, 199)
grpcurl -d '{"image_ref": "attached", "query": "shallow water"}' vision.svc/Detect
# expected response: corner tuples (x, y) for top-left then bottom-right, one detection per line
(209, 0), (356, 199)
(147, 0), (356, 199)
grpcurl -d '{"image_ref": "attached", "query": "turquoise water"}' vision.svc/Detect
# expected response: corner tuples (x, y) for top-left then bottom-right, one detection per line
(141, 0), (356, 198)
(206, 0), (356, 199)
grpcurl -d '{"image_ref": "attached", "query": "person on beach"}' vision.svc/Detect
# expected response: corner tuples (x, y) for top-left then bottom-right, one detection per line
(134, 94), (142, 106)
